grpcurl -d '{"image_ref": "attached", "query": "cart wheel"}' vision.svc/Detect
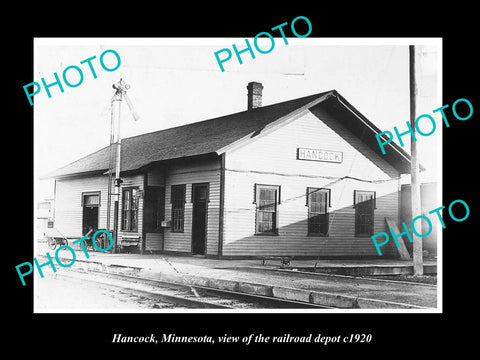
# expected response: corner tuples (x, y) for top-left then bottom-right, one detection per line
(94, 232), (107, 251)
(63, 239), (69, 247)
(47, 237), (57, 250)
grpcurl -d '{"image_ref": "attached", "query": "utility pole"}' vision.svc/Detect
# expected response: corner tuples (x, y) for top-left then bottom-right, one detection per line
(409, 45), (423, 276)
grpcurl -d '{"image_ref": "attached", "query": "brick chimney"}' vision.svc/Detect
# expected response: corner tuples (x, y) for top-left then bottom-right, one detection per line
(247, 81), (263, 110)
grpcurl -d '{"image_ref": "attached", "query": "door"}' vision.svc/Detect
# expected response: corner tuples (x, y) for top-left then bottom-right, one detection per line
(144, 186), (165, 232)
(191, 184), (208, 255)
(82, 192), (100, 235)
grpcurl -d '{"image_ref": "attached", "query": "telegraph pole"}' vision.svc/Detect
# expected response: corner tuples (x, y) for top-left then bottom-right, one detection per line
(409, 45), (423, 275)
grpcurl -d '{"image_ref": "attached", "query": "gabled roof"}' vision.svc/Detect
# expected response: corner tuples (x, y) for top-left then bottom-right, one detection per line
(43, 90), (413, 179)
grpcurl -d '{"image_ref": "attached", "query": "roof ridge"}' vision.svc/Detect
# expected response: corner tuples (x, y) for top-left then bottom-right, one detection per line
(122, 90), (334, 142)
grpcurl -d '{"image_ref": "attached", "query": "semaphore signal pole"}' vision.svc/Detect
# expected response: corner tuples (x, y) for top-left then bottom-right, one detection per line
(107, 79), (139, 253)
(409, 45), (424, 276)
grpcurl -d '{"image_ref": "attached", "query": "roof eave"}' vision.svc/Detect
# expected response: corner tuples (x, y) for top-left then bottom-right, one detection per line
(42, 169), (108, 180)
(331, 92), (418, 174)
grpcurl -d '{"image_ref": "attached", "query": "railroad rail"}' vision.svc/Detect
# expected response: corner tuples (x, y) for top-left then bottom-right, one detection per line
(58, 268), (334, 309)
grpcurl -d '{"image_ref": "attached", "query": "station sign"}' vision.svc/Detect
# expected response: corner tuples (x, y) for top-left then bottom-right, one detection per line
(297, 148), (343, 163)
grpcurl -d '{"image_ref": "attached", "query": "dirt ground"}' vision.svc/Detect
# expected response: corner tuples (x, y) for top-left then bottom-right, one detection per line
(361, 274), (437, 285)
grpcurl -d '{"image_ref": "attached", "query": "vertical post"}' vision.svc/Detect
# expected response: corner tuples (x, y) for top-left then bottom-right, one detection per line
(108, 79), (136, 254)
(410, 45), (423, 275)
(106, 96), (116, 233)
(217, 153), (225, 258)
(113, 199), (119, 253)
(112, 93), (122, 253)
(141, 172), (147, 255)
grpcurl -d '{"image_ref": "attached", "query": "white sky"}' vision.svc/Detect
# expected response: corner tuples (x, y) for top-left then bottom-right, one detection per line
(34, 38), (441, 200)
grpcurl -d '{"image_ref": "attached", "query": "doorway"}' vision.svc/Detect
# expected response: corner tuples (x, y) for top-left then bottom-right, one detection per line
(191, 184), (208, 255)
(82, 192), (100, 235)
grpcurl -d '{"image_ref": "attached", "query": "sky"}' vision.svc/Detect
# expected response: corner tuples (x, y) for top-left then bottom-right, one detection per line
(34, 38), (441, 201)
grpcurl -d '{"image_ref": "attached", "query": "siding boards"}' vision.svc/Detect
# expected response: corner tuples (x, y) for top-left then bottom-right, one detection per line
(145, 232), (163, 251)
(147, 169), (164, 186)
(222, 109), (400, 258)
(55, 175), (110, 237)
(54, 160), (222, 256)
(55, 173), (146, 247)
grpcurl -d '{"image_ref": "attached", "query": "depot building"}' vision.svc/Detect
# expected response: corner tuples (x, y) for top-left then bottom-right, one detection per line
(44, 82), (414, 259)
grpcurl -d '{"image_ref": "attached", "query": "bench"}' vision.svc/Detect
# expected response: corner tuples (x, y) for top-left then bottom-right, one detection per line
(261, 256), (292, 268)
(119, 235), (141, 253)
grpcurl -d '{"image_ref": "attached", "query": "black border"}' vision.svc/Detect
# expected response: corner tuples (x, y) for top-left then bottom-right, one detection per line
(8, 5), (476, 355)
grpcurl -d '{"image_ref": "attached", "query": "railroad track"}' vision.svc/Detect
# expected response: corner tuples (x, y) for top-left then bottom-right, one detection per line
(58, 269), (334, 309)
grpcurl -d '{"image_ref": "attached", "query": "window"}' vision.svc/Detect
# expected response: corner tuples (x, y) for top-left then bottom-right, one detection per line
(171, 185), (186, 232)
(354, 190), (376, 236)
(121, 188), (139, 231)
(82, 191), (100, 207)
(254, 184), (280, 235)
(307, 188), (330, 236)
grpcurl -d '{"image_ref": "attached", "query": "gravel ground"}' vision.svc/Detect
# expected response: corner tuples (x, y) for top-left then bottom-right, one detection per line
(34, 272), (183, 311)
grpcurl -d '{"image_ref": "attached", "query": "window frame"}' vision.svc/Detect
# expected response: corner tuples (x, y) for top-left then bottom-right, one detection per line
(306, 187), (331, 236)
(253, 184), (281, 236)
(81, 191), (101, 207)
(121, 187), (139, 232)
(170, 184), (186, 233)
(191, 183), (210, 203)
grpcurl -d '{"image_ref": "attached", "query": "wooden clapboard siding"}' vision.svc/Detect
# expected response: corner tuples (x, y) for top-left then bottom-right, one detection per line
(226, 110), (399, 179)
(54, 175), (110, 237)
(163, 157), (221, 256)
(145, 232), (163, 251)
(222, 109), (400, 257)
(147, 168), (165, 186)
(55, 173), (146, 242)
(222, 237), (397, 257)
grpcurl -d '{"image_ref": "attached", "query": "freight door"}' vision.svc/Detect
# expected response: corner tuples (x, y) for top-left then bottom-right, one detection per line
(191, 184), (208, 255)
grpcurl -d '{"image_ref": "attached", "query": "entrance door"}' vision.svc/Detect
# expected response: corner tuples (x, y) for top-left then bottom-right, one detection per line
(82, 192), (100, 235)
(191, 184), (208, 255)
